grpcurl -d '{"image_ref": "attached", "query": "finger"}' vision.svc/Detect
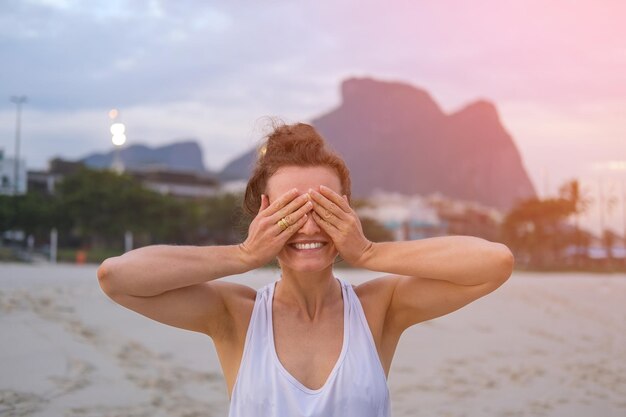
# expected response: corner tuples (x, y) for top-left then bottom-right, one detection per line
(278, 210), (310, 237)
(270, 193), (310, 224)
(263, 188), (299, 217)
(311, 210), (341, 238)
(259, 194), (268, 213)
(319, 185), (352, 213)
(309, 188), (347, 224)
(292, 198), (314, 218)
(310, 201), (341, 229)
(274, 198), (312, 236)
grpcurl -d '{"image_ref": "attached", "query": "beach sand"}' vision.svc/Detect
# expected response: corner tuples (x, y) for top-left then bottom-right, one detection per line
(1, 263), (624, 417)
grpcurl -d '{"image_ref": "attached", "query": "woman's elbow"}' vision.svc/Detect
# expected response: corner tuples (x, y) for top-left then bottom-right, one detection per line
(494, 243), (515, 280)
(97, 256), (121, 295)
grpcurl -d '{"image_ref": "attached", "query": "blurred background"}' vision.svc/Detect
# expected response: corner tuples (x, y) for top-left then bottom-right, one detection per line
(1, 0), (625, 270)
(1, 1), (624, 416)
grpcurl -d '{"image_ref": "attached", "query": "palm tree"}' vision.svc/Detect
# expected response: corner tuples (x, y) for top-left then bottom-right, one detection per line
(502, 196), (572, 269)
(559, 179), (593, 267)
(597, 179), (620, 268)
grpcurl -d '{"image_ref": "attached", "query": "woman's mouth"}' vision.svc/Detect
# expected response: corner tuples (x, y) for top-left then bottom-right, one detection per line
(288, 242), (328, 252)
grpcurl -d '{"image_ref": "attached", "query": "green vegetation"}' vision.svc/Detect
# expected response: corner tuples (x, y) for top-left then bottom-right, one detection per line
(1, 169), (621, 271)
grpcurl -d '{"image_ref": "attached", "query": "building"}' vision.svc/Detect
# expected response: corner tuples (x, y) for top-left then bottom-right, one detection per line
(356, 190), (504, 241)
(27, 158), (84, 195)
(356, 191), (446, 241)
(128, 167), (220, 198)
(25, 157), (243, 199)
(0, 149), (27, 195)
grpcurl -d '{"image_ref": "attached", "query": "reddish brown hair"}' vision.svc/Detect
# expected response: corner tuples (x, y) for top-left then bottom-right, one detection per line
(242, 121), (351, 218)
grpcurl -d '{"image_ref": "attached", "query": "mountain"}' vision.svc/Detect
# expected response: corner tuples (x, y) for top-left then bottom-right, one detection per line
(218, 77), (536, 211)
(218, 151), (257, 182)
(80, 140), (214, 176)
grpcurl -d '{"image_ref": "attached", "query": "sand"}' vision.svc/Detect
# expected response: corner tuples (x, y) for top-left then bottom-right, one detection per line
(0, 262), (625, 417)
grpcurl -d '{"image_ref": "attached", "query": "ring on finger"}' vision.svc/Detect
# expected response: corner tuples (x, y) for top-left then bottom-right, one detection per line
(277, 216), (290, 231)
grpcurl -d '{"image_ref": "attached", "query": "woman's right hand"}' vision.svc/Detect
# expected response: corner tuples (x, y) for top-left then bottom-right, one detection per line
(239, 188), (313, 269)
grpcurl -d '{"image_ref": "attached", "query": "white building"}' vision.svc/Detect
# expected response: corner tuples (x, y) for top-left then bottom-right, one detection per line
(356, 191), (445, 240)
(0, 149), (27, 195)
(129, 168), (220, 199)
(219, 179), (248, 196)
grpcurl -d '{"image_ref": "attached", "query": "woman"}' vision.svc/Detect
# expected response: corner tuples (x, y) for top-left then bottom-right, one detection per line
(97, 122), (514, 416)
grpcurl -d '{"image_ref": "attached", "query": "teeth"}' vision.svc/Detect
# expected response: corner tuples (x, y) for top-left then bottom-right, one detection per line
(293, 242), (325, 250)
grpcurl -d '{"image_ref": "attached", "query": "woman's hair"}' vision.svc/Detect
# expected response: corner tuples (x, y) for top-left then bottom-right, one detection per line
(242, 119), (352, 218)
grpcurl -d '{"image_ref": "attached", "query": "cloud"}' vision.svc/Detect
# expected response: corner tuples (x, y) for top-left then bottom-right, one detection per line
(1, 0), (625, 217)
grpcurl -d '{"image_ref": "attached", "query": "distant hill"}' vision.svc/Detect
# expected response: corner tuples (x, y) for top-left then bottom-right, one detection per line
(218, 77), (536, 211)
(218, 151), (256, 182)
(80, 140), (215, 177)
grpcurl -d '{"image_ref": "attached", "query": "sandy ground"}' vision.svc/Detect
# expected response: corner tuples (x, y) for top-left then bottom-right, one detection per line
(0, 262), (625, 417)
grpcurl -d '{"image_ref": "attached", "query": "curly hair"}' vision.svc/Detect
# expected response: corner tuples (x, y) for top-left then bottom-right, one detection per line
(241, 119), (352, 219)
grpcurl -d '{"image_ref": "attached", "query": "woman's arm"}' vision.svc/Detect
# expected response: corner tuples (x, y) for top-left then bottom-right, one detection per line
(97, 244), (254, 297)
(96, 244), (257, 337)
(357, 235), (513, 285)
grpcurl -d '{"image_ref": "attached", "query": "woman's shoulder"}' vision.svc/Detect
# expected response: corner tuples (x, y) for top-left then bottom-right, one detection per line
(353, 274), (399, 304)
(352, 275), (401, 329)
(211, 280), (258, 315)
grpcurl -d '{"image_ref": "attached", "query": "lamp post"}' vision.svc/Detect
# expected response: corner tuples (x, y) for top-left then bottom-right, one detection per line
(108, 109), (132, 251)
(10, 95), (27, 195)
(109, 109), (126, 173)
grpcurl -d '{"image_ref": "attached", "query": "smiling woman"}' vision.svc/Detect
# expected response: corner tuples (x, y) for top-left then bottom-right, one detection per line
(97, 120), (514, 417)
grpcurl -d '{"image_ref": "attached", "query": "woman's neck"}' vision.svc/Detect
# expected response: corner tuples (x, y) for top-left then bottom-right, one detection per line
(275, 269), (342, 321)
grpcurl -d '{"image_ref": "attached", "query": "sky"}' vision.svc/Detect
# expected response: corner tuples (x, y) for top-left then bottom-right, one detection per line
(1, 0), (625, 235)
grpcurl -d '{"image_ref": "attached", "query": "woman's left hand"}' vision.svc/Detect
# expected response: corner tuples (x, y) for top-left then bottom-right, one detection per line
(308, 185), (374, 267)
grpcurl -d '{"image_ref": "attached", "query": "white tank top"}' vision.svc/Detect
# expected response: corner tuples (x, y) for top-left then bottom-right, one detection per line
(228, 276), (391, 417)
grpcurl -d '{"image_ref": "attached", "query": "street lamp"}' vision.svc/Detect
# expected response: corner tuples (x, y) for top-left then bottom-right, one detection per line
(109, 109), (126, 174)
(108, 109), (133, 251)
(10, 95), (27, 195)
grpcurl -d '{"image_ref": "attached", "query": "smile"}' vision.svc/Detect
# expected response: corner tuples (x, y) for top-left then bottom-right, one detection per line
(288, 242), (328, 251)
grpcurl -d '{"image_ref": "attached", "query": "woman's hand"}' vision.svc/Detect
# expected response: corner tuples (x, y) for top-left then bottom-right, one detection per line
(239, 188), (313, 268)
(308, 185), (374, 267)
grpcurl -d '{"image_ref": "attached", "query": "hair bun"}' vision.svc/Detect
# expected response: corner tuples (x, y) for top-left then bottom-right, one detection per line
(242, 120), (352, 219)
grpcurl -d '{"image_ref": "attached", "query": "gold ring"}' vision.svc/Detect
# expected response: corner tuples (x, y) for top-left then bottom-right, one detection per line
(277, 217), (290, 231)
(324, 209), (332, 219)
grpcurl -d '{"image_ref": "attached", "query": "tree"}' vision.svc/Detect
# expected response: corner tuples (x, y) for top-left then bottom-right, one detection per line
(558, 179), (593, 267)
(57, 167), (167, 248)
(502, 196), (573, 268)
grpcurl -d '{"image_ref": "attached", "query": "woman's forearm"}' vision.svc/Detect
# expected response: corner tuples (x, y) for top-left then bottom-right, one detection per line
(97, 244), (255, 297)
(357, 235), (514, 285)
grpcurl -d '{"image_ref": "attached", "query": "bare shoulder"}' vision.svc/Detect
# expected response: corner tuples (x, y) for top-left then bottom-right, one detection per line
(352, 275), (402, 336)
(353, 274), (400, 310)
(213, 280), (257, 305)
